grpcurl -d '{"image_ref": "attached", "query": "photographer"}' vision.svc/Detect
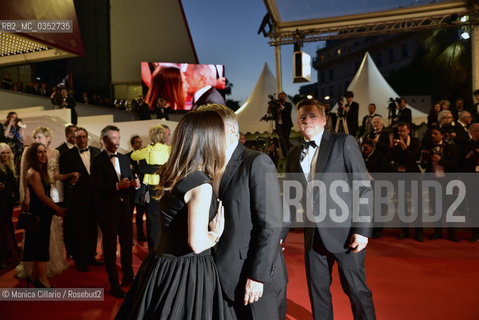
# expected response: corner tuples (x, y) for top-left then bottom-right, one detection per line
(340, 91), (359, 136)
(358, 103), (381, 138)
(396, 98), (412, 125)
(368, 116), (390, 156)
(388, 123), (423, 242)
(3, 112), (24, 174)
(60, 88), (78, 125)
(277, 92), (293, 156)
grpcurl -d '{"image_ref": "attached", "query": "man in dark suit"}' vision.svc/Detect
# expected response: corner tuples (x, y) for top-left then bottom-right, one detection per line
(56, 124), (78, 258)
(358, 103), (381, 138)
(60, 88), (78, 125)
(56, 125), (77, 156)
(343, 91), (359, 136)
(395, 98), (412, 124)
(387, 123), (423, 242)
(60, 127), (101, 271)
(277, 92), (293, 156)
(185, 64), (226, 110)
(91, 125), (140, 298)
(286, 98), (376, 320)
(198, 104), (288, 320)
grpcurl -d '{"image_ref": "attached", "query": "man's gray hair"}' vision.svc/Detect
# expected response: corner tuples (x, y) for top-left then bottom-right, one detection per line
(101, 125), (120, 139)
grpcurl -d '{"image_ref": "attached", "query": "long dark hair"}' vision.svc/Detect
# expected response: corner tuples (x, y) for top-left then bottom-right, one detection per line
(155, 110), (226, 199)
(146, 67), (185, 111)
(25, 142), (50, 185)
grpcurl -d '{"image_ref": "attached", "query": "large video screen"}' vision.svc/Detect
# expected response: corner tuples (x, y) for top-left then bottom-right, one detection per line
(141, 62), (226, 111)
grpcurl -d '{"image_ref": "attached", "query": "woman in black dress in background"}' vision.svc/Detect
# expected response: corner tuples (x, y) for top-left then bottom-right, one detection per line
(22, 143), (66, 288)
(116, 110), (236, 320)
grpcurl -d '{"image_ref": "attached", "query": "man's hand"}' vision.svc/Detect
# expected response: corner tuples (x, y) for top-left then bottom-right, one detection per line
(349, 233), (368, 253)
(131, 174), (140, 189)
(117, 178), (131, 189)
(244, 278), (264, 305)
(0, 182), (5, 191)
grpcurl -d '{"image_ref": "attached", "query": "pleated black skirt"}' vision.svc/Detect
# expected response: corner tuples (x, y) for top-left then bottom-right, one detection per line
(115, 251), (236, 320)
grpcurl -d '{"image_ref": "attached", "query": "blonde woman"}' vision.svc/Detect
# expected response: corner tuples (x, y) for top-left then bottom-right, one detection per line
(16, 127), (78, 279)
(0, 143), (19, 268)
(131, 125), (170, 250)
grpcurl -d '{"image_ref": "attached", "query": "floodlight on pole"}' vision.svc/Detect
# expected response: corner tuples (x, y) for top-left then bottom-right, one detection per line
(461, 31), (470, 39)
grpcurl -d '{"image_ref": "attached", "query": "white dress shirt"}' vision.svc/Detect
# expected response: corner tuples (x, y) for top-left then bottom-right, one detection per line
(300, 130), (324, 182)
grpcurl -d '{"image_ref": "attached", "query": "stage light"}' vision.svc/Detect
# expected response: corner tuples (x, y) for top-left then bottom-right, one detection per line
(307, 95), (313, 99)
(461, 31), (470, 39)
(460, 16), (468, 22)
(324, 96), (330, 100)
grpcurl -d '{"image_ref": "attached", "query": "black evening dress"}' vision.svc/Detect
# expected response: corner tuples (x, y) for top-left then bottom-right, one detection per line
(22, 183), (53, 262)
(115, 171), (236, 320)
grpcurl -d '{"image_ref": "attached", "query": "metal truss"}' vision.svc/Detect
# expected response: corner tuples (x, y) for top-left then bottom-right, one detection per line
(268, 13), (475, 46)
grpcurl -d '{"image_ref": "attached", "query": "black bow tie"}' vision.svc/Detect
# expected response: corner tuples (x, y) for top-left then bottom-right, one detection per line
(109, 154), (119, 159)
(301, 140), (317, 161)
(302, 140), (317, 149)
(79, 148), (89, 153)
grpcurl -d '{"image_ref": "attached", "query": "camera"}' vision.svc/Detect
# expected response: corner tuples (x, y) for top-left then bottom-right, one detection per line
(337, 97), (345, 118)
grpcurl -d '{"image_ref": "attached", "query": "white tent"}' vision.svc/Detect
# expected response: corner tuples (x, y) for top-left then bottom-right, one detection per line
(348, 52), (427, 124)
(236, 63), (298, 133)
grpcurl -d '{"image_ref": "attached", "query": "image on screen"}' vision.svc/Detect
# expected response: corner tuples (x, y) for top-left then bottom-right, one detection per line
(141, 62), (226, 111)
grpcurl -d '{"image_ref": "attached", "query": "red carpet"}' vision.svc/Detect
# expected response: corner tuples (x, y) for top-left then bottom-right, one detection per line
(1, 229), (478, 320)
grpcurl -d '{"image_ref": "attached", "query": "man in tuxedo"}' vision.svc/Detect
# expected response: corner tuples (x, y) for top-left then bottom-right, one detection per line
(60, 88), (78, 125)
(286, 98), (376, 320)
(198, 104), (288, 320)
(91, 125), (140, 298)
(60, 127), (101, 271)
(56, 125), (77, 156)
(185, 64), (226, 110)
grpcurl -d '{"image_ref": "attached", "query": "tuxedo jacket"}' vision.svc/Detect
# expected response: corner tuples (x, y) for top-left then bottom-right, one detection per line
(56, 142), (71, 156)
(387, 137), (421, 172)
(60, 146), (101, 208)
(192, 87), (226, 110)
(215, 144), (288, 302)
(280, 101), (293, 128)
(286, 130), (373, 254)
(90, 150), (135, 218)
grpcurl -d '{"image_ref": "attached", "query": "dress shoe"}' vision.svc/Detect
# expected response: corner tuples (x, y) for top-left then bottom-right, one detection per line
(121, 276), (135, 287)
(34, 279), (53, 288)
(469, 234), (479, 243)
(26, 277), (34, 288)
(111, 285), (126, 298)
(87, 259), (103, 266)
(414, 232), (425, 242)
(76, 265), (90, 272)
(397, 232), (409, 239)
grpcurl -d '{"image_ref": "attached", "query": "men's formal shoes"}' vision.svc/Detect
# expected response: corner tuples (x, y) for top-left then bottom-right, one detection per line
(111, 285), (126, 298)
(414, 233), (424, 242)
(87, 259), (103, 266)
(121, 276), (135, 287)
(469, 234), (479, 243)
(448, 235), (460, 243)
(76, 265), (89, 272)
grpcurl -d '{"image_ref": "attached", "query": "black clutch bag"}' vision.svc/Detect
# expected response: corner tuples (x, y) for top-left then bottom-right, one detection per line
(17, 211), (41, 231)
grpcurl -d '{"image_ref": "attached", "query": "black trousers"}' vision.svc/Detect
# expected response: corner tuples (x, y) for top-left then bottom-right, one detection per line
(99, 210), (133, 286)
(305, 230), (376, 320)
(233, 284), (287, 320)
(133, 203), (147, 239)
(65, 206), (98, 267)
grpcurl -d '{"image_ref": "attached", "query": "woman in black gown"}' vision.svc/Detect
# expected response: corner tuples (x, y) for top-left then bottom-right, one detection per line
(116, 110), (236, 319)
(22, 143), (66, 288)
